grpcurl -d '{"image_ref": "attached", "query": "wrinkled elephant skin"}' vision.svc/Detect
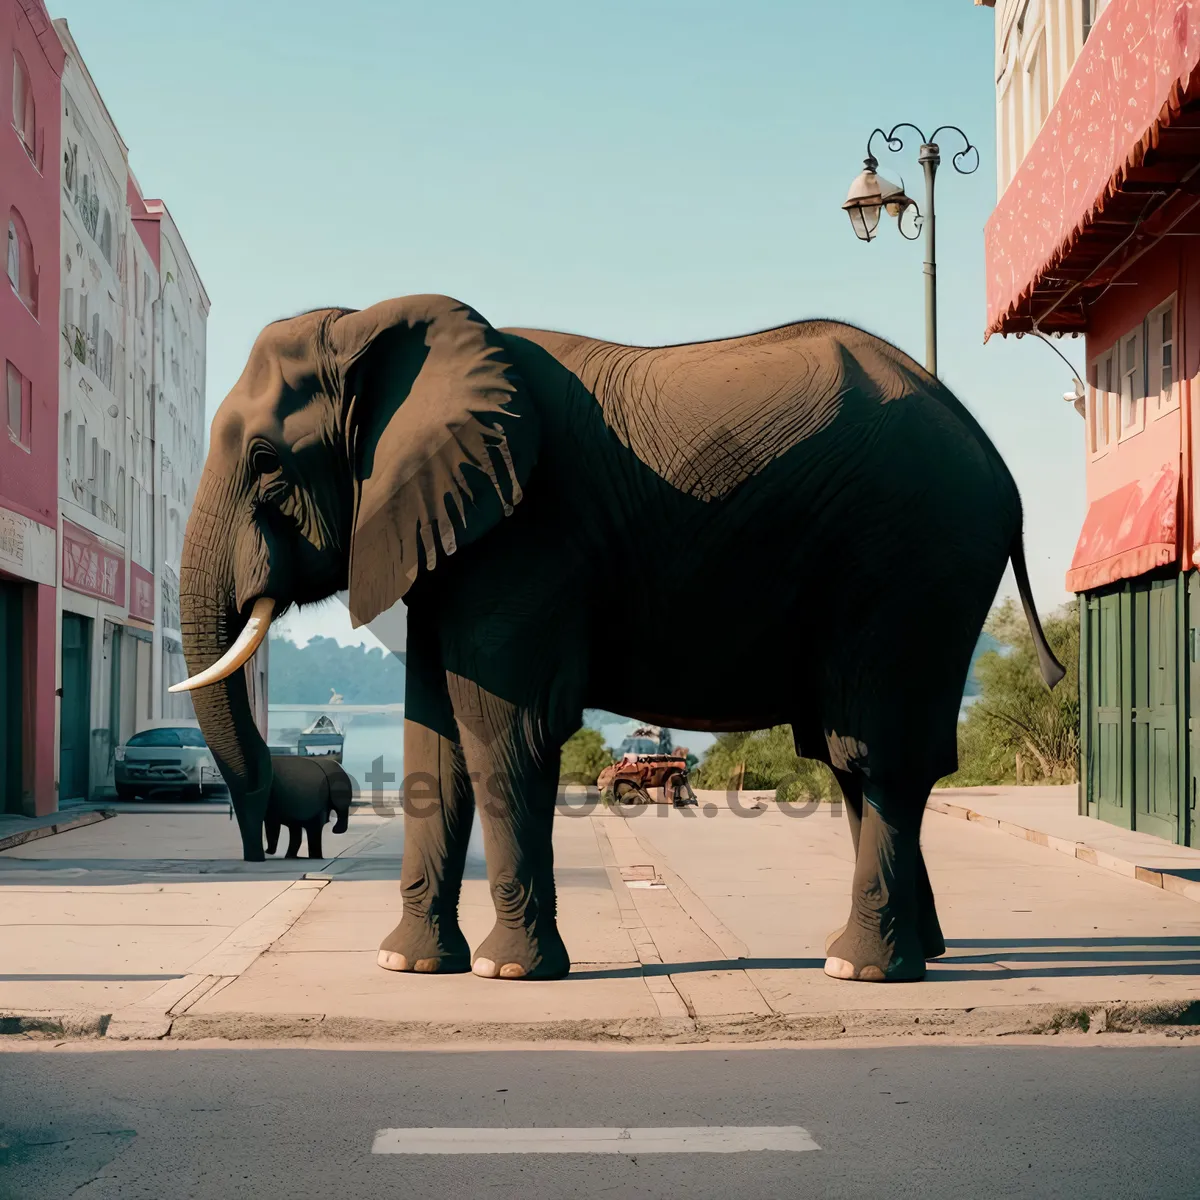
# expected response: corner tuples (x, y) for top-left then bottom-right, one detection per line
(178, 295), (1064, 984)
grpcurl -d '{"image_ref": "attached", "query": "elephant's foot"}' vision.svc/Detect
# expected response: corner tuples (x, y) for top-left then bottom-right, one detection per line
(376, 911), (470, 974)
(471, 923), (570, 981)
(823, 918), (926, 983)
(824, 907), (945, 961)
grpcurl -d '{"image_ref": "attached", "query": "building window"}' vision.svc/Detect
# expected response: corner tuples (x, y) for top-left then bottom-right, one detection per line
(99, 210), (113, 263)
(6, 361), (31, 450)
(1090, 349), (1114, 454)
(1119, 328), (1144, 436)
(11, 52), (35, 163)
(75, 424), (84, 483)
(7, 208), (37, 315)
(1024, 28), (1050, 148)
(101, 329), (114, 390)
(1149, 298), (1177, 415)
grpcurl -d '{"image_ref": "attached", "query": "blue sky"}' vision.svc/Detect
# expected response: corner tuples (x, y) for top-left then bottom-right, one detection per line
(54, 0), (1085, 648)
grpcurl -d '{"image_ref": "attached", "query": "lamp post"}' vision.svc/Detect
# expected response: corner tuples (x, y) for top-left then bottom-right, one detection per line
(842, 123), (979, 378)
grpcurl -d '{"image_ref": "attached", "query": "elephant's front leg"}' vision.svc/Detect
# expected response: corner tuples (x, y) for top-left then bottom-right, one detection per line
(448, 674), (569, 981)
(377, 719), (475, 974)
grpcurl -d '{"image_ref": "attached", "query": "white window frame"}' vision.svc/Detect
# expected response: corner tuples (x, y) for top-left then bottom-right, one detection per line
(1088, 347), (1115, 458)
(1147, 295), (1178, 419)
(1117, 324), (1145, 440)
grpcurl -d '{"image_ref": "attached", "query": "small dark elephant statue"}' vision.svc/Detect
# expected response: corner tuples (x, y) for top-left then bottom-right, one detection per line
(264, 756), (352, 859)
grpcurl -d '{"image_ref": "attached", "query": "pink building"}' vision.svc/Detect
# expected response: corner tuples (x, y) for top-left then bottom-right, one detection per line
(0, 0), (62, 816)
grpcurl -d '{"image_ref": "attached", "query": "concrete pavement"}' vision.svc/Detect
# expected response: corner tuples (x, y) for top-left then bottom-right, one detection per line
(2, 787), (1199, 1042)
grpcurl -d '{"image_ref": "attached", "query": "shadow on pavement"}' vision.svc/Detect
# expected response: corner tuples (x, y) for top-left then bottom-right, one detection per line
(568, 937), (1200, 982)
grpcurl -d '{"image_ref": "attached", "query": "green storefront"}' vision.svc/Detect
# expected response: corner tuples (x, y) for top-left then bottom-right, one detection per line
(1080, 571), (1197, 847)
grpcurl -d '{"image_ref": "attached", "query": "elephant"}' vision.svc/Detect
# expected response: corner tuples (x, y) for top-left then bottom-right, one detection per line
(172, 294), (1063, 985)
(264, 755), (352, 859)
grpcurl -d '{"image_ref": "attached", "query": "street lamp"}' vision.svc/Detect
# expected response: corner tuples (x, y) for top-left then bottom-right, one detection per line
(843, 123), (979, 378)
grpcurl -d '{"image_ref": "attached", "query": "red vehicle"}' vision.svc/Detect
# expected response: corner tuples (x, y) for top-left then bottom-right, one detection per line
(598, 726), (698, 807)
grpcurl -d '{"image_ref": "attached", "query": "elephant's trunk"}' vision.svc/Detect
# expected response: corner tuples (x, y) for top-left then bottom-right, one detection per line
(179, 489), (273, 861)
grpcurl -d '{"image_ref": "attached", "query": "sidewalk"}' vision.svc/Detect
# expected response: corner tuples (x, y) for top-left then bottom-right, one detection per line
(929, 786), (1200, 901)
(2, 787), (1198, 1044)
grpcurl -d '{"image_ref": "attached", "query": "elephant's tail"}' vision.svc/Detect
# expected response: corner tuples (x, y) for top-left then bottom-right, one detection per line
(1010, 526), (1066, 689)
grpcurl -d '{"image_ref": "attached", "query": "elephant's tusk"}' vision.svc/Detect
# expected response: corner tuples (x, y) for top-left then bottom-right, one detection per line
(169, 597), (275, 692)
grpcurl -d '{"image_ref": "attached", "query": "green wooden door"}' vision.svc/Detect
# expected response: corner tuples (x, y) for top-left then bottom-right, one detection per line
(1189, 575), (1200, 848)
(1091, 590), (1126, 827)
(1131, 577), (1179, 841)
(59, 613), (91, 802)
(0, 581), (22, 813)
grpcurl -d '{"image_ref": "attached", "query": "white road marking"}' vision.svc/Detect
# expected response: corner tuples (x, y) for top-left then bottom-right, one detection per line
(371, 1126), (819, 1154)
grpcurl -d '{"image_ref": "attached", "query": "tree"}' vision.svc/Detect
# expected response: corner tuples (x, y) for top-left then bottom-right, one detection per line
(691, 725), (837, 802)
(559, 728), (614, 785)
(267, 633), (406, 705)
(941, 598), (1080, 786)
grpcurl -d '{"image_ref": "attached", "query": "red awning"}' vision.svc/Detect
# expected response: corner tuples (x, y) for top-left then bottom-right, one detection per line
(1066, 464), (1179, 593)
(985, 0), (1200, 337)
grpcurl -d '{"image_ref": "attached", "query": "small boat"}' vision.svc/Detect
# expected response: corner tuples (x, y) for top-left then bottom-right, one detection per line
(267, 713), (345, 762)
(297, 713), (344, 761)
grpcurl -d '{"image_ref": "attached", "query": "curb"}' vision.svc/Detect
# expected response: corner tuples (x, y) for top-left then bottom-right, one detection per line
(4, 1001), (1198, 1045)
(0, 808), (115, 853)
(926, 797), (1200, 904)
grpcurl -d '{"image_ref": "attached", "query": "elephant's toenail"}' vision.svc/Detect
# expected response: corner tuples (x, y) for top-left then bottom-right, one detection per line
(499, 963), (527, 979)
(472, 957), (499, 978)
(858, 965), (886, 982)
(413, 958), (440, 973)
(823, 956), (856, 980)
(377, 950), (409, 972)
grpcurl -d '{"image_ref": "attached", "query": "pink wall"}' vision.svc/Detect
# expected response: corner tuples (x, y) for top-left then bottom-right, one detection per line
(0, 0), (62, 527)
(0, 0), (62, 816)
(1085, 239), (1184, 507)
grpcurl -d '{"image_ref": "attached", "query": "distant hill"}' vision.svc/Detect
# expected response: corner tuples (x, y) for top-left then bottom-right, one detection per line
(267, 634), (406, 705)
(267, 629), (1003, 708)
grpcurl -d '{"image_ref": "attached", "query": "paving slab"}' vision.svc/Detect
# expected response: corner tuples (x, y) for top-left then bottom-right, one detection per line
(930, 786), (1200, 889)
(606, 797), (1200, 1018)
(0, 810), (387, 1019)
(0, 808), (115, 852)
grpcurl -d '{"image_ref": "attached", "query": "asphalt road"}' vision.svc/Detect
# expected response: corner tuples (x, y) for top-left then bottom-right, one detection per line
(1, 1043), (1197, 1199)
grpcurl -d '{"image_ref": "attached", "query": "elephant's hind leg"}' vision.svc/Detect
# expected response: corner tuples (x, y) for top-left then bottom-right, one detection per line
(824, 768), (945, 961)
(304, 816), (325, 859)
(824, 777), (930, 983)
(377, 718), (474, 975)
(284, 822), (304, 859)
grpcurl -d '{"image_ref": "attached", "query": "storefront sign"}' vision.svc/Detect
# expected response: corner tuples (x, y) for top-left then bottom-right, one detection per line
(62, 520), (125, 606)
(129, 561), (154, 622)
(0, 505), (56, 586)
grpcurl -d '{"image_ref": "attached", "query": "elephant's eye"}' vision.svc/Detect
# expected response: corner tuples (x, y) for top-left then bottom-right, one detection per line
(249, 441), (282, 478)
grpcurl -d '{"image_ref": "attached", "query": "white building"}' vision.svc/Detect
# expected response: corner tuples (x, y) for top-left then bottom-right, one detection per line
(129, 189), (208, 718)
(54, 20), (211, 799)
(982, 0), (1114, 194)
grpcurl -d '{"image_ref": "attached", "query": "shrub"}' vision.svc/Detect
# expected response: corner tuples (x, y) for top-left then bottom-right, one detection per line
(692, 725), (838, 802)
(940, 597), (1079, 787)
(559, 727), (614, 785)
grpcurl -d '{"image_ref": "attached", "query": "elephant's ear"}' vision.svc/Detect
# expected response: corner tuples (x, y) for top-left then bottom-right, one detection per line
(331, 296), (539, 627)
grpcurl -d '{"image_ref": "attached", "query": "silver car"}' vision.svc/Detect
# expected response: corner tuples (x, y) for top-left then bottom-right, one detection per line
(114, 722), (224, 801)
